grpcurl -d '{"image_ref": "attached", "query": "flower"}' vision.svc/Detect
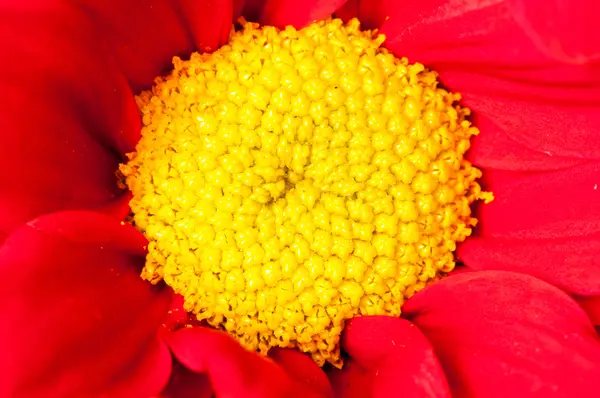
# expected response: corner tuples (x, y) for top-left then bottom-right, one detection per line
(0, 0), (599, 397)
(121, 17), (492, 367)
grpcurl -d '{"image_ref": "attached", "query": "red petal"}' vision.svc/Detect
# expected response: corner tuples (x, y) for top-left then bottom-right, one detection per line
(260, 0), (348, 29)
(167, 327), (332, 397)
(328, 316), (451, 397)
(270, 349), (333, 398)
(239, 0), (265, 21)
(233, 0), (246, 19)
(474, 162), (600, 240)
(576, 296), (600, 326)
(459, 234), (600, 296)
(162, 294), (204, 331)
(379, 0), (600, 164)
(328, 360), (374, 398)
(403, 271), (600, 397)
(177, 0), (233, 53)
(459, 161), (600, 313)
(0, 211), (172, 397)
(161, 363), (213, 398)
(334, 0), (392, 29)
(0, 2), (140, 236)
(82, 0), (232, 92)
(508, 0), (600, 63)
(93, 192), (134, 221)
(467, 114), (587, 171)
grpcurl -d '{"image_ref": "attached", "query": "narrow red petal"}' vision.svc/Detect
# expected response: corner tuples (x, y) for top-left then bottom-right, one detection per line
(84, 0), (234, 91)
(260, 0), (348, 29)
(0, 2), (140, 236)
(328, 316), (451, 397)
(233, 0), (246, 19)
(270, 349), (333, 398)
(508, 0), (600, 63)
(576, 296), (600, 326)
(93, 192), (133, 220)
(467, 113), (587, 171)
(379, 0), (600, 164)
(474, 162), (600, 240)
(0, 211), (172, 397)
(81, 0), (192, 92)
(403, 271), (600, 397)
(115, 339), (173, 398)
(162, 294), (204, 332)
(238, 0), (265, 21)
(459, 234), (600, 296)
(167, 327), (332, 397)
(161, 363), (213, 398)
(177, 0), (233, 53)
(328, 361), (373, 398)
(334, 0), (392, 29)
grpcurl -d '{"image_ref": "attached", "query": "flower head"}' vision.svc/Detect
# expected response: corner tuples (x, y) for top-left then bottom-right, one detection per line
(1, 0), (600, 397)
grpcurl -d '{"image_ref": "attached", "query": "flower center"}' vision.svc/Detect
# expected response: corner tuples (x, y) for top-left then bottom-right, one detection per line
(119, 18), (492, 367)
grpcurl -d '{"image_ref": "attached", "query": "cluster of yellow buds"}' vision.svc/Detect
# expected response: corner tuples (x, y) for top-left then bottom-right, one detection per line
(120, 18), (491, 367)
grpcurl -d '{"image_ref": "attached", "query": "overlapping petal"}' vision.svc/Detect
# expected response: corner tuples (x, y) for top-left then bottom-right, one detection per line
(178, 0), (233, 53)
(0, 1), (140, 240)
(459, 234), (600, 296)
(577, 296), (600, 326)
(328, 317), (451, 397)
(508, 0), (600, 63)
(403, 271), (600, 397)
(259, 0), (349, 29)
(80, 0), (233, 92)
(334, 0), (392, 29)
(161, 364), (213, 398)
(474, 162), (600, 240)
(0, 211), (172, 397)
(167, 327), (332, 397)
(458, 160), (600, 304)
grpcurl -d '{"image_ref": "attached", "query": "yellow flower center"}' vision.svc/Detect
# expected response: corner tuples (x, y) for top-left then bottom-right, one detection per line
(119, 18), (492, 367)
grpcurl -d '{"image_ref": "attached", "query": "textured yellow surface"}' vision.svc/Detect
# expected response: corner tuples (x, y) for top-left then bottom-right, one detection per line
(120, 18), (491, 367)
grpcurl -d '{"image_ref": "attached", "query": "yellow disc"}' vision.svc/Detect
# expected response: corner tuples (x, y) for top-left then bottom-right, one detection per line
(120, 18), (492, 367)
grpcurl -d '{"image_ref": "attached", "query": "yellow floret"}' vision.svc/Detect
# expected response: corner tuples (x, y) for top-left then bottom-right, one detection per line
(120, 18), (492, 368)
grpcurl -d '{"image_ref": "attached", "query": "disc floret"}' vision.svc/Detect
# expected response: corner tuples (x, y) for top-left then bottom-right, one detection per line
(120, 18), (492, 367)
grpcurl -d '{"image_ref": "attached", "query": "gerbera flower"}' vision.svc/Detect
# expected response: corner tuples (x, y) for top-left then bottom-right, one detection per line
(1, 0), (599, 396)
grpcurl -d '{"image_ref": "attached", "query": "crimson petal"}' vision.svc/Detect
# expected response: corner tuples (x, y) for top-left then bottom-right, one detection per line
(238, 0), (265, 21)
(0, 1), (140, 237)
(161, 363), (213, 398)
(449, 159), (600, 300)
(328, 360), (373, 398)
(459, 234), (600, 296)
(177, 0), (233, 53)
(378, 0), (600, 164)
(328, 316), (451, 397)
(260, 0), (348, 29)
(576, 296), (600, 326)
(167, 327), (332, 397)
(334, 0), (392, 29)
(466, 113), (587, 171)
(93, 192), (134, 221)
(0, 211), (172, 397)
(403, 271), (600, 397)
(508, 0), (600, 63)
(474, 162), (600, 239)
(269, 348), (333, 398)
(81, 0), (232, 92)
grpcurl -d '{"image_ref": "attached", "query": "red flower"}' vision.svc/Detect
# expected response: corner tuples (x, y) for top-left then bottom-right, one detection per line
(1, 0), (599, 396)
